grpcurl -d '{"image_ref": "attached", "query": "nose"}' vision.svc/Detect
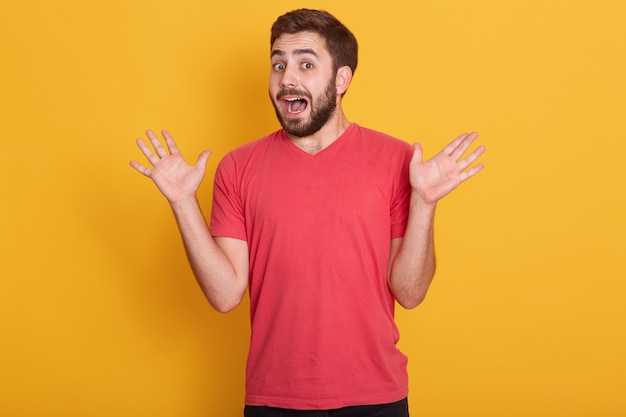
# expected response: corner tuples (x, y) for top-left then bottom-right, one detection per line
(279, 65), (298, 88)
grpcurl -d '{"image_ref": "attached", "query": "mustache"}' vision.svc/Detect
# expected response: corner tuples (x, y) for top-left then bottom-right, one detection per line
(277, 89), (312, 100)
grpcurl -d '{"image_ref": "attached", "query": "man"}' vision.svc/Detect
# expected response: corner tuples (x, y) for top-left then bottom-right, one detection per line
(131, 8), (485, 417)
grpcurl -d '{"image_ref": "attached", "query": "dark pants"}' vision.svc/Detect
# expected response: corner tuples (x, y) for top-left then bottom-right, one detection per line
(244, 398), (409, 417)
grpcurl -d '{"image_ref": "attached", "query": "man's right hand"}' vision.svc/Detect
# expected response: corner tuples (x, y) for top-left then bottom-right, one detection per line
(130, 129), (212, 204)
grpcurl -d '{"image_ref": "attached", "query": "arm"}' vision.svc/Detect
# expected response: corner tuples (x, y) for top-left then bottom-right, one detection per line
(388, 132), (485, 309)
(130, 130), (248, 313)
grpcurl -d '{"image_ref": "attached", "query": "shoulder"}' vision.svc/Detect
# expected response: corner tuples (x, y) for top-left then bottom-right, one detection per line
(217, 130), (284, 170)
(228, 130), (283, 159)
(352, 124), (411, 146)
(349, 124), (413, 157)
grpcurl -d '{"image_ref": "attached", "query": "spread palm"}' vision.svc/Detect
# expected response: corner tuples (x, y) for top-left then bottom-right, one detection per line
(410, 132), (485, 205)
(130, 130), (212, 203)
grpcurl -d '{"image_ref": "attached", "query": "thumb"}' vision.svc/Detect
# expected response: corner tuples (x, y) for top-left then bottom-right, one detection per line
(411, 143), (424, 163)
(195, 150), (212, 172)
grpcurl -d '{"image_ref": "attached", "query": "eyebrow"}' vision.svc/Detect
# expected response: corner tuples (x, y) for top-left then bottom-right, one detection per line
(270, 48), (319, 59)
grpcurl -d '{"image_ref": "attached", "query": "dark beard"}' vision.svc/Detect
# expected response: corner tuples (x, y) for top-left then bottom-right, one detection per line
(271, 79), (337, 138)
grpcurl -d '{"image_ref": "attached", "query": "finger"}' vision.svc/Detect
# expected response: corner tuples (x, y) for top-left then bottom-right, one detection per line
(129, 160), (152, 177)
(450, 131), (479, 161)
(440, 133), (469, 159)
(458, 144), (486, 171)
(146, 129), (169, 159)
(136, 138), (160, 166)
(161, 129), (180, 155)
(460, 163), (484, 182)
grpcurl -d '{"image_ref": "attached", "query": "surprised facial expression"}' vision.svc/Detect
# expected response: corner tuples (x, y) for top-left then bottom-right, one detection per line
(269, 32), (338, 138)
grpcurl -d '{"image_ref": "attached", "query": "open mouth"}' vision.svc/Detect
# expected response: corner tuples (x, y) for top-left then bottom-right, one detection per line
(281, 96), (309, 115)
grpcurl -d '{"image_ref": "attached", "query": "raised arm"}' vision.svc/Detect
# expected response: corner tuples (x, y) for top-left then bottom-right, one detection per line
(388, 132), (485, 309)
(130, 130), (248, 312)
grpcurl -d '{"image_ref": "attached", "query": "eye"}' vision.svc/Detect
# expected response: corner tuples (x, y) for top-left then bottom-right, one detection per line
(302, 62), (314, 70)
(273, 63), (285, 71)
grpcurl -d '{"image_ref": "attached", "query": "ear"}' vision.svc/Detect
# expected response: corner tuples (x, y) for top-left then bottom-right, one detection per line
(335, 66), (353, 96)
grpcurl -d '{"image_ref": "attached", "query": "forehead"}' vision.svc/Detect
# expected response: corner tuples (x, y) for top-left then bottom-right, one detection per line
(270, 31), (329, 58)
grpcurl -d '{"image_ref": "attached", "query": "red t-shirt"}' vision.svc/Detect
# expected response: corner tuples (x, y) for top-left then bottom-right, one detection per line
(209, 124), (413, 409)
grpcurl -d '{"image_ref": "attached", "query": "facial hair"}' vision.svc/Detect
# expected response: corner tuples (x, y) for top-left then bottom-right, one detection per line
(271, 77), (337, 138)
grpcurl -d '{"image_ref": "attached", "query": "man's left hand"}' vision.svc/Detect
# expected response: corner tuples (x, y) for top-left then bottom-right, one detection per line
(410, 132), (486, 206)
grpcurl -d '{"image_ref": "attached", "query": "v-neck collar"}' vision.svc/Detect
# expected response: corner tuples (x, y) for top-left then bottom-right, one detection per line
(280, 123), (356, 160)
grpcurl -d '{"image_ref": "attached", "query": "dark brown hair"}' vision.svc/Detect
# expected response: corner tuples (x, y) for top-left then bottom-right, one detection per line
(270, 9), (358, 75)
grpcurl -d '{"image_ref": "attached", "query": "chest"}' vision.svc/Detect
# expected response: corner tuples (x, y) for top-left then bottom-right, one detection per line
(242, 153), (393, 227)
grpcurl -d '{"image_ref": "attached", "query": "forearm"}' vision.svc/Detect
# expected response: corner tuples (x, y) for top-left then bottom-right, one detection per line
(170, 196), (248, 313)
(388, 192), (437, 309)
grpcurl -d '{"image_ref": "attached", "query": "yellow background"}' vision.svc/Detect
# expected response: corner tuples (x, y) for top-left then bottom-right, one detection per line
(2, 0), (625, 415)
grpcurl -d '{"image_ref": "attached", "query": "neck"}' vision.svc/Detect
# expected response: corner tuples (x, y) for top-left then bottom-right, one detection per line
(286, 107), (351, 155)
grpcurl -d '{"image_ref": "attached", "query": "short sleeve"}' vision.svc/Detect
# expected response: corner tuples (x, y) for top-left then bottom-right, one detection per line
(209, 153), (247, 241)
(389, 144), (413, 239)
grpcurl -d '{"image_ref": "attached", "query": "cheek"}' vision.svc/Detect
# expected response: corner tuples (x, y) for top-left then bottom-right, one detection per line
(268, 72), (278, 85)
(268, 82), (279, 98)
